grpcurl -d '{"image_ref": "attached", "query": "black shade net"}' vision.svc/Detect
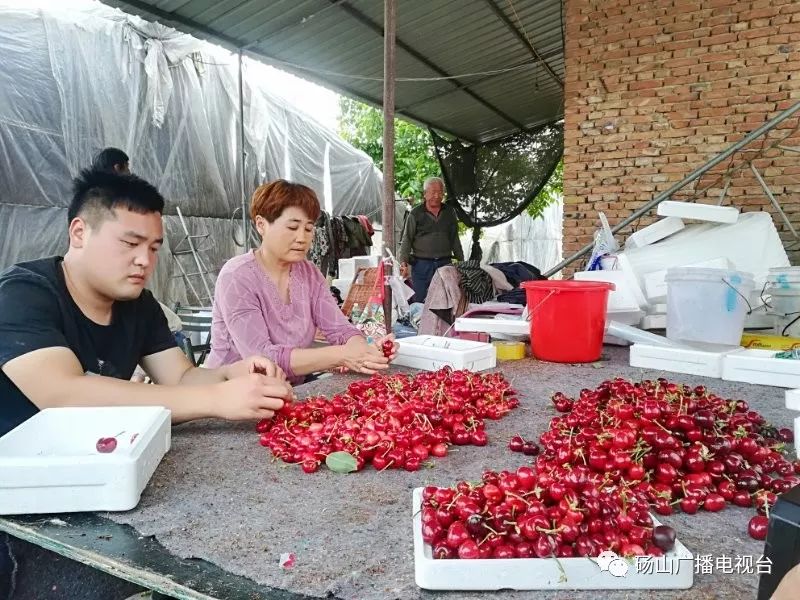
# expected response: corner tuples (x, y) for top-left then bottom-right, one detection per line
(431, 121), (564, 260)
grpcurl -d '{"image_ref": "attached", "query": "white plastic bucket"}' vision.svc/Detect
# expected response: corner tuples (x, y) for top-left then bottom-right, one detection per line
(665, 267), (755, 347)
(766, 267), (800, 337)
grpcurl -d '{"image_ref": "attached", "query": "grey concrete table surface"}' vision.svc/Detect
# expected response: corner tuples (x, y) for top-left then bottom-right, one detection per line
(3, 347), (794, 599)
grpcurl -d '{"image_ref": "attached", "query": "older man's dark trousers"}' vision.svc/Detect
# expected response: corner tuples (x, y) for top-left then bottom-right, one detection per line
(411, 258), (451, 304)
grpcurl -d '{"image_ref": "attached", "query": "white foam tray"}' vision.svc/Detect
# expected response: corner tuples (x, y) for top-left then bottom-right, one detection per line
(630, 343), (731, 378)
(723, 348), (800, 388)
(412, 488), (693, 591)
(786, 389), (800, 411)
(454, 317), (529, 337)
(394, 335), (496, 372)
(626, 217), (685, 249)
(657, 201), (739, 224)
(0, 407), (171, 514)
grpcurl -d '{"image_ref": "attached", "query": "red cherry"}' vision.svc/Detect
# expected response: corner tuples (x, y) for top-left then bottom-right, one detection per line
(748, 515), (769, 540)
(96, 436), (118, 453)
(457, 540), (480, 559)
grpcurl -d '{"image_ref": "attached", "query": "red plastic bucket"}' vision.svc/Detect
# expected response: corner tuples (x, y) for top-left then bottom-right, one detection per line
(521, 280), (615, 363)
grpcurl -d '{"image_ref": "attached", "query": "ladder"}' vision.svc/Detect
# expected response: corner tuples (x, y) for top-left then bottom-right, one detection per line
(171, 206), (214, 305)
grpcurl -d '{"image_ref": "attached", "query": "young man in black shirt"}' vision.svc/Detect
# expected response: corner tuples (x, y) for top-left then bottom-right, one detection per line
(0, 169), (292, 437)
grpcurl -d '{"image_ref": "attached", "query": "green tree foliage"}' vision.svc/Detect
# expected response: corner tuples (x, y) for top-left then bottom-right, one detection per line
(338, 97), (439, 200)
(337, 97), (562, 218)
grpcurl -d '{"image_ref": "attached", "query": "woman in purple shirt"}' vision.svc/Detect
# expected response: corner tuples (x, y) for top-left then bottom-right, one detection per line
(205, 180), (393, 384)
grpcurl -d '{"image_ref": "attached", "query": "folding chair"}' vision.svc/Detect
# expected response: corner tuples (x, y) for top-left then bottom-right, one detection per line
(174, 305), (212, 367)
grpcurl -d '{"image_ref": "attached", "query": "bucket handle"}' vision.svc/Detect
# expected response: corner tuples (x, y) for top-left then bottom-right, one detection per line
(759, 281), (773, 310)
(782, 314), (800, 337)
(525, 289), (559, 321)
(721, 278), (755, 315)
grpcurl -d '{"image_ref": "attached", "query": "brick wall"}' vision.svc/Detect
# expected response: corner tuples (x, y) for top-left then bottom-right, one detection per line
(563, 0), (800, 274)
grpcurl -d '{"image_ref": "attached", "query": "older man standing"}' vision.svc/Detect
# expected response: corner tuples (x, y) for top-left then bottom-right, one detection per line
(398, 176), (464, 302)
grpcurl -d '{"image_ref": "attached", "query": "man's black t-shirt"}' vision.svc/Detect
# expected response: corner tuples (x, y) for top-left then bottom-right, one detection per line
(0, 257), (176, 437)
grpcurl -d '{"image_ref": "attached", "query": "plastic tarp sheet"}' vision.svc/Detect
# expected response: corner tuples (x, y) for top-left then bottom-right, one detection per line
(461, 198), (564, 275)
(0, 0), (382, 305)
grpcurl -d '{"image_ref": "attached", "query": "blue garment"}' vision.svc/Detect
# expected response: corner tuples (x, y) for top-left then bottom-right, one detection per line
(411, 257), (451, 303)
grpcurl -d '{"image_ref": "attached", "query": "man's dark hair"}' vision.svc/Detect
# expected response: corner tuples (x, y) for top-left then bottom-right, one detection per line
(91, 147), (129, 173)
(68, 168), (165, 225)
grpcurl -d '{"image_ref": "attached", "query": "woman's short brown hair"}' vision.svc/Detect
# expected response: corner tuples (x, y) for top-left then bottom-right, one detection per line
(249, 179), (321, 223)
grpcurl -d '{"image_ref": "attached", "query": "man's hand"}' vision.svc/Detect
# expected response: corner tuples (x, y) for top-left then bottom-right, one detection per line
(340, 336), (390, 374)
(400, 262), (410, 278)
(225, 356), (285, 381)
(212, 373), (293, 421)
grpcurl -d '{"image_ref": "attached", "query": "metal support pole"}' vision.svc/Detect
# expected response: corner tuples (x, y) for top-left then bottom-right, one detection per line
(750, 163), (799, 238)
(545, 98), (800, 278)
(238, 50), (248, 251)
(382, 0), (396, 330)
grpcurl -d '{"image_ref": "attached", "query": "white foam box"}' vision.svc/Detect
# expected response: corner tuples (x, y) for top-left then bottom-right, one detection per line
(625, 217), (685, 249)
(786, 389), (800, 411)
(332, 277), (352, 299)
(722, 348), (800, 388)
(394, 335), (496, 372)
(454, 317), (529, 337)
(574, 271), (641, 312)
(412, 488), (693, 591)
(641, 314), (667, 330)
(643, 257), (734, 302)
(657, 201), (740, 224)
(625, 213), (789, 293)
(630, 343), (730, 378)
(0, 407), (171, 514)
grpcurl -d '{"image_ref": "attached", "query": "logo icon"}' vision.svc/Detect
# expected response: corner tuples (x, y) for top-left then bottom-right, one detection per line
(596, 550), (630, 578)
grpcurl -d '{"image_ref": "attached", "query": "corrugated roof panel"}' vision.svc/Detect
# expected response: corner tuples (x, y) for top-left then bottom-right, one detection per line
(101, 0), (565, 142)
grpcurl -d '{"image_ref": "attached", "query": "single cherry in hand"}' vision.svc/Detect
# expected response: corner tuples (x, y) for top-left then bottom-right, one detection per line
(381, 339), (394, 359)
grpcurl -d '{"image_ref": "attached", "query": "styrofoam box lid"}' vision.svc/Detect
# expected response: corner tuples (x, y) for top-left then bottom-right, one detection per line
(454, 317), (529, 336)
(656, 200), (739, 223)
(625, 217), (685, 249)
(0, 407), (170, 464)
(397, 335), (495, 360)
(723, 348), (800, 388)
(412, 488), (693, 591)
(630, 343), (731, 379)
(615, 253), (649, 308)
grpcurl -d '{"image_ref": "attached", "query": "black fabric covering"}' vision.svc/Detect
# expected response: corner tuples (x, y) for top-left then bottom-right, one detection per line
(431, 121), (564, 260)
(456, 260), (494, 304)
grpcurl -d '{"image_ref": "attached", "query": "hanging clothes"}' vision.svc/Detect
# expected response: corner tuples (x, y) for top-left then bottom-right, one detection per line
(418, 266), (467, 336)
(356, 214), (374, 237)
(308, 211), (333, 274)
(330, 216), (349, 262)
(342, 216), (370, 256)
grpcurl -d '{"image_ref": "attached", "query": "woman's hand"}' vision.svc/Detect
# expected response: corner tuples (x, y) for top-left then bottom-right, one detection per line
(375, 333), (399, 362)
(226, 356), (286, 381)
(340, 336), (390, 374)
